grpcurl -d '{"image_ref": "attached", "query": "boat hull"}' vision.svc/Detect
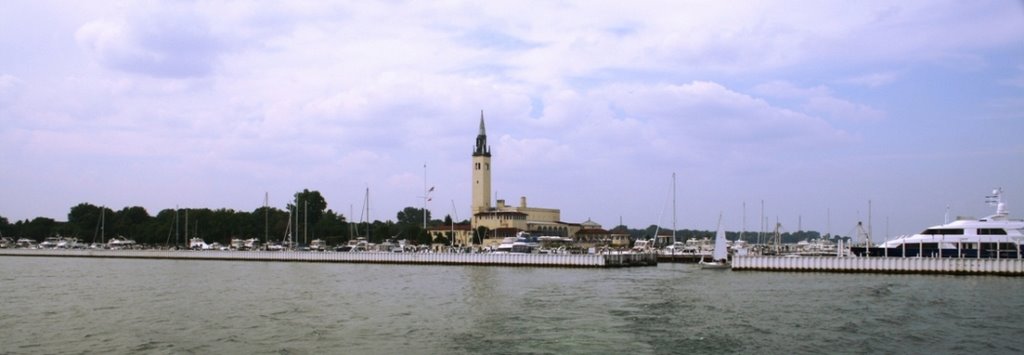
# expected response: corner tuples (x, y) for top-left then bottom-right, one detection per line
(699, 261), (730, 270)
(850, 247), (1021, 259)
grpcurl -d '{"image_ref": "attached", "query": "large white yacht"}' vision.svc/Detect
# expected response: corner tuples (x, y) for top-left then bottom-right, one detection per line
(852, 188), (1024, 258)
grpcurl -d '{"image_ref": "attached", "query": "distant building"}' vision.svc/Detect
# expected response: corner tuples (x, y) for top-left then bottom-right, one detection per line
(429, 111), (593, 246)
(574, 218), (630, 248)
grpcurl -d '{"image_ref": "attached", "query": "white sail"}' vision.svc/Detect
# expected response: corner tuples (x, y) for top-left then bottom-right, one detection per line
(713, 214), (728, 262)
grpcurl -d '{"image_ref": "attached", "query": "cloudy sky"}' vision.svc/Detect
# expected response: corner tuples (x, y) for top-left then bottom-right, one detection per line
(2, 1), (1022, 239)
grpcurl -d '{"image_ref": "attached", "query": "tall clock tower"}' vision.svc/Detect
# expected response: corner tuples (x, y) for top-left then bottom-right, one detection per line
(472, 111), (492, 215)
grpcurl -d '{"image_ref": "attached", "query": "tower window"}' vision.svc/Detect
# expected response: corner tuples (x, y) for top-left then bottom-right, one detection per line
(476, 163), (480, 170)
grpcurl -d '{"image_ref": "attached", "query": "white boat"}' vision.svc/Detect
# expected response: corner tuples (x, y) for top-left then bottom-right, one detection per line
(795, 238), (837, 256)
(310, 239), (327, 251)
(189, 237), (211, 250)
(244, 238), (261, 250)
(16, 238), (37, 249)
(107, 236), (136, 249)
(56, 237), (83, 249)
(632, 239), (655, 253)
(491, 237), (516, 254)
(700, 214), (730, 269)
(39, 237), (61, 249)
(852, 188), (1024, 258)
(336, 237), (368, 252)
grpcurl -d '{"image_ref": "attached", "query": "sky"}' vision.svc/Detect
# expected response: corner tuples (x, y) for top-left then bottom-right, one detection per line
(1, 1), (1023, 240)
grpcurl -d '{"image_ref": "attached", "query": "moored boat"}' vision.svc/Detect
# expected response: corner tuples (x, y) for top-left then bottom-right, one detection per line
(851, 188), (1024, 258)
(107, 236), (136, 249)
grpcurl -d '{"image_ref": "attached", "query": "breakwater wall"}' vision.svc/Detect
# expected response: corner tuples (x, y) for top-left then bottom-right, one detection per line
(733, 255), (1024, 275)
(0, 249), (657, 268)
(657, 254), (707, 263)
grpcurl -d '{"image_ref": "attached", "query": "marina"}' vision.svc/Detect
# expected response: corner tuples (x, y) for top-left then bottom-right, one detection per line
(0, 249), (657, 268)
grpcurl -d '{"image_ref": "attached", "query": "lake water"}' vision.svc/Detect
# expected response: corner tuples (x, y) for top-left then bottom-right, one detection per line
(1, 256), (1022, 354)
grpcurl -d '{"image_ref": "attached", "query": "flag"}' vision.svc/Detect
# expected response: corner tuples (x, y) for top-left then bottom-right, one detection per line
(428, 186), (435, 192)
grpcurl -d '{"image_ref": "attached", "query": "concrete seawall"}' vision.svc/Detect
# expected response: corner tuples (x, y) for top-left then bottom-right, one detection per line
(733, 255), (1024, 275)
(0, 249), (657, 268)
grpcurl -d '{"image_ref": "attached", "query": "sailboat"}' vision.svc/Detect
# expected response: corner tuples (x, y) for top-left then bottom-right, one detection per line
(700, 213), (730, 269)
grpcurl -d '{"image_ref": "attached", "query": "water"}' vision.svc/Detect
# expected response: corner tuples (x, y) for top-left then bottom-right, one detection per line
(1, 256), (1022, 354)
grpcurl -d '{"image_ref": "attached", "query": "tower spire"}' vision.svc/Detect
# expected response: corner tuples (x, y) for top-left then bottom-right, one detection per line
(474, 110), (490, 157)
(479, 110), (486, 136)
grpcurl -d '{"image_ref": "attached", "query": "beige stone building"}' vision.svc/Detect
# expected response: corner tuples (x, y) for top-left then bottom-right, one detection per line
(464, 112), (590, 245)
(429, 112), (611, 247)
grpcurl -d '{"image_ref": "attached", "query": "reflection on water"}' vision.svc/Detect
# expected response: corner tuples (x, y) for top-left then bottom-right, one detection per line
(1, 257), (1022, 354)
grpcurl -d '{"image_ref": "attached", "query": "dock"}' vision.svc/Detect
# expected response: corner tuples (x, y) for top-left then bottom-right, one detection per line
(733, 255), (1024, 276)
(0, 249), (657, 268)
(657, 254), (708, 263)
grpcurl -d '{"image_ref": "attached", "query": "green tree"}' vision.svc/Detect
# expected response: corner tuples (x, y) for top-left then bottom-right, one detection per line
(396, 207), (431, 227)
(18, 217), (58, 240)
(68, 203), (104, 237)
(314, 209), (348, 245)
(0, 215), (10, 237)
(288, 189), (328, 243)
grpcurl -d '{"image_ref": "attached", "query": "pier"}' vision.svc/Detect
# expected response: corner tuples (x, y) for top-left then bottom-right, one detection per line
(657, 254), (708, 263)
(0, 249), (657, 268)
(733, 255), (1024, 276)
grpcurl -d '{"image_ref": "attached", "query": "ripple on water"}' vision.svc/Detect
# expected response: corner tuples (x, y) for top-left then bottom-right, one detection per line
(3, 259), (1024, 354)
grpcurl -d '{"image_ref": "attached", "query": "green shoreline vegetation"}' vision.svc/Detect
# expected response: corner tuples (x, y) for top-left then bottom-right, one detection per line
(0, 189), (843, 248)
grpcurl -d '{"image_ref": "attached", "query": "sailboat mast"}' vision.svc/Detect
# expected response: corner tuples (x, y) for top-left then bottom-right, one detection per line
(759, 200), (764, 246)
(423, 163), (428, 230)
(268, 192), (272, 244)
(672, 172), (677, 244)
(450, 200), (457, 248)
(827, 208), (831, 239)
(741, 202), (746, 243)
(366, 188), (370, 243)
(304, 200), (308, 245)
(101, 207), (105, 244)
(867, 200), (873, 248)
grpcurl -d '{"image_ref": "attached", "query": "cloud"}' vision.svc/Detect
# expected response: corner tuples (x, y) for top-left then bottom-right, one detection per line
(752, 81), (831, 99)
(753, 81), (885, 122)
(985, 97), (1024, 120)
(512, 81), (856, 175)
(496, 135), (573, 168)
(0, 74), (22, 107)
(1000, 65), (1024, 88)
(841, 71), (900, 87)
(75, 8), (224, 78)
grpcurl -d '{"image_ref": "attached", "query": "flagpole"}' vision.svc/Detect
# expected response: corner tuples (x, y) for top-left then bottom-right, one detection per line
(423, 163), (428, 230)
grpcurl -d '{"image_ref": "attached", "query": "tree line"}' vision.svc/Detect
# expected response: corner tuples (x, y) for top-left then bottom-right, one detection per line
(0, 189), (455, 247)
(0, 188), (845, 247)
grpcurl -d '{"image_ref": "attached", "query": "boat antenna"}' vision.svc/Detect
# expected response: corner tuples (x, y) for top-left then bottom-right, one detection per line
(986, 187), (1007, 218)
